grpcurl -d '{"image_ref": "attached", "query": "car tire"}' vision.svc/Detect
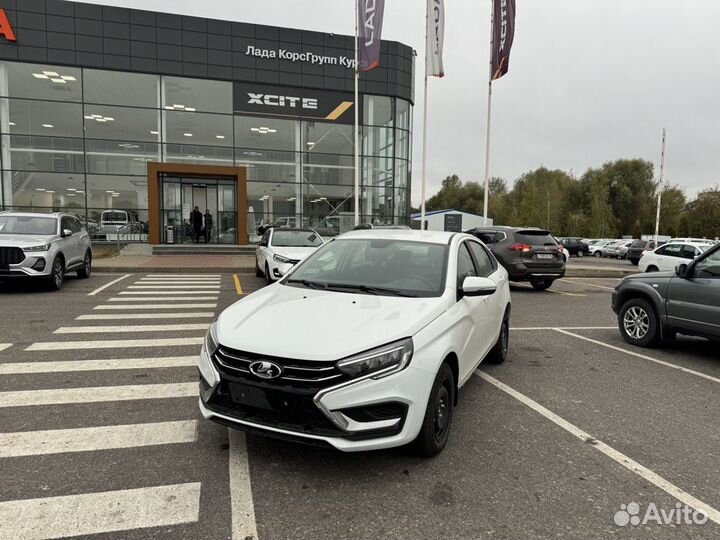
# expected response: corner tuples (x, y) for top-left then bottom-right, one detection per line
(618, 298), (660, 347)
(265, 263), (272, 285)
(530, 279), (553, 291)
(486, 315), (509, 364)
(255, 258), (263, 277)
(412, 363), (455, 458)
(593, 251), (601, 258)
(577, 250), (584, 257)
(77, 250), (92, 279)
(563, 253), (568, 263)
(47, 256), (65, 291)
(629, 259), (639, 266)
(646, 266), (659, 273)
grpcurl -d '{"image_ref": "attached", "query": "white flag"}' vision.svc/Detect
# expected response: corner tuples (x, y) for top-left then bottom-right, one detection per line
(426, 0), (445, 77)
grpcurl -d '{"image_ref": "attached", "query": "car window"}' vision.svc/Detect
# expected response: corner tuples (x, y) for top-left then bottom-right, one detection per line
(514, 230), (557, 246)
(681, 245), (698, 259)
(0, 215), (58, 235)
(630, 240), (646, 249)
(60, 217), (74, 232)
(694, 248), (720, 278)
(457, 243), (478, 290)
(473, 231), (498, 244)
(271, 230), (322, 247)
(70, 218), (82, 233)
(660, 244), (682, 258)
(260, 230), (271, 246)
(466, 241), (495, 277)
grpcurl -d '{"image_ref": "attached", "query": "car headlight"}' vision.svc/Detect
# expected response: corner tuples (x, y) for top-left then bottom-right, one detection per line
(273, 254), (293, 264)
(23, 244), (51, 252)
(336, 338), (413, 380)
(199, 322), (219, 387)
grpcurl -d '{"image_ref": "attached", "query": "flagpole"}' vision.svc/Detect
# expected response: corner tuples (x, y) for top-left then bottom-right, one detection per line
(419, 3), (429, 231)
(653, 128), (667, 243)
(482, 0), (494, 226)
(353, 0), (360, 226)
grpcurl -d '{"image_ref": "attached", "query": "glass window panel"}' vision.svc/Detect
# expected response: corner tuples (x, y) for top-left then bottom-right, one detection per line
(86, 139), (160, 175)
(84, 69), (159, 108)
(3, 98), (83, 138)
(395, 127), (409, 161)
(0, 62), (82, 102)
(394, 159), (408, 189)
(363, 126), (394, 158)
(2, 170), (84, 211)
(235, 116), (299, 152)
(86, 174), (148, 220)
(244, 161), (297, 184)
(235, 148), (296, 165)
(303, 160), (354, 186)
(394, 188), (408, 219)
(163, 144), (234, 167)
(303, 121), (353, 155)
(162, 76), (232, 114)
(164, 110), (233, 146)
(364, 95), (393, 127)
(2, 135), (84, 173)
(247, 181), (300, 229)
(396, 98), (411, 131)
(302, 183), (355, 236)
(84, 105), (160, 142)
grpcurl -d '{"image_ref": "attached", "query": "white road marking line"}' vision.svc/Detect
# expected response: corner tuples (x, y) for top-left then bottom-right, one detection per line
(512, 326), (616, 331)
(109, 296), (219, 302)
(87, 274), (131, 296)
(0, 344), (11, 353)
(140, 276), (221, 280)
(0, 483), (201, 540)
(120, 290), (218, 295)
(0, 420), (198, 458)
(555, 329), (720, 385)
(55, 323), (210, 334)
(0, 356), (196, 374)
(562, 278), (617, 291)
(229, 429), (258, 540)
(475, 371), (720, 525)
(147, 273), (221, 277)
(0, 382), (197, 407)
(139, 280), (221, 284)
(77, 312), (215, 320)
(509, 283), (586, 297)
(128, 285), (221, 290)
(26, 337), (204, 351)
(94, 303), (217, 310)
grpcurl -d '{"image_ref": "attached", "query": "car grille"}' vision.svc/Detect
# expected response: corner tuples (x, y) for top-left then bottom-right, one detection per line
(0, 247), (25, 266)
(213, 345), (346, 390)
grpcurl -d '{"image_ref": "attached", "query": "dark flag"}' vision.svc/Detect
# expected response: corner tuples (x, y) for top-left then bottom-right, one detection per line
(491, 0), (516, 80)
(358, 0), (385, 71)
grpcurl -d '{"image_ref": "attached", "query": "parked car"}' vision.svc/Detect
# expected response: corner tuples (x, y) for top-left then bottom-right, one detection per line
(100, 209), (140, 234)
(200, 229), (512, 456)
(256, 216), (310, 235)
(0, 211), (92, 290)
(466, 226), (565, 290)
(626, 239), (659, 266)
(613, 242), (720, 347)
(638, 242), (713, 273)
(600, 240), (625, 258)
(256, 228), (324, 284)
(614, 241), (634, 259)
(558, 237), (589, 257)
(353, 224), (412, 230)
(589, 240), (613, 257)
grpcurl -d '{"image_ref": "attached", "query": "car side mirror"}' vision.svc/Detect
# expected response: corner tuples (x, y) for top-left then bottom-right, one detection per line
(61, 228), (73, 238)
(462, 276), (497, 297)
(676, 263), (689, 278)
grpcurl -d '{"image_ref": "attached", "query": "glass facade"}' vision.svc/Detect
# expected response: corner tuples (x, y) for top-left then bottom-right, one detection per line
(0, 61), (412, 242)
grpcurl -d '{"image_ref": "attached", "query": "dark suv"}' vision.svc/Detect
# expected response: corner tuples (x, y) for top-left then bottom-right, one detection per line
(612, 242), (720, 347)
(558, 237), (589, 257)
(466, 226), (565, 290)
(626, 239), (660, 266)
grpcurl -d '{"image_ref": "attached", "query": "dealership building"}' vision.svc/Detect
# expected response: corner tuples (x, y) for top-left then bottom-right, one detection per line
(0, 0), (414, 244)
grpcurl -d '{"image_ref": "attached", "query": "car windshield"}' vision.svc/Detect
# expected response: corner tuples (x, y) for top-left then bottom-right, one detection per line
(515, 230), (557, 246)
(0, 215), (57, 235)
(272, 230), (322, 248)
(102, 212), (127, 223)
(285, 238), (448, 298)
(630, 240), (647, 248)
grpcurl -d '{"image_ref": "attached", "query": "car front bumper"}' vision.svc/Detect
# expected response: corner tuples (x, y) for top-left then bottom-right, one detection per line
(0, 249), (52, 278)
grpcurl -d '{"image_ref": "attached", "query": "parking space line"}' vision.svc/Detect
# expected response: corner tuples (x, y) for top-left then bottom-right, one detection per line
(26, 337), (204, 351)
(512, 326), (616, 331)
(77, 313), (215, 320)
(119, 291), (217, 295)
(0, 420), (198, 458)
(0, 483), (201, 540)
(562, 278), (617, 291)
(108, 296), (218, 302)
(94, 304), (217, 310)
(146, 274), (221, 277)
(0, 344), (11, 353)
(87, 274), (131, 296)
(54, 323), (210, 334)
(475, 370), (720, 525)
(233, 274), (243, 296)
(0, 356), (196, 375)
(229, 429), (257, 540)
(555, 329), (720, 385)
(0, 382), (198, 407)
(128, 285), (221, 290)
(138, 280), (221, 285)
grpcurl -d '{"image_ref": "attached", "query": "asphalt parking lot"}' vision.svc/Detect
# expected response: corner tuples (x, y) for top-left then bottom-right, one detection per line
(0, 273), (718, 539)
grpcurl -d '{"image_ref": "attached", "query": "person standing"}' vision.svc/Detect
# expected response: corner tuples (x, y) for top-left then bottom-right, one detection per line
(204, 209), (213, 243)
(191, 206), (203, 243)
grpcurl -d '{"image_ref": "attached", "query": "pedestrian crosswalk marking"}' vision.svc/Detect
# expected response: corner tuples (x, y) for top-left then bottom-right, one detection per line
(139, 278), (221, 282)
(26, 337), (204, 351)
(0, 420), (198, 458)
(0, 382), (198, 407)
(77, 312), (215, 320)
(128, 285), (221, 290)
(55, 323), (210, 334)
(108, 296), (219, 301)
(0, 483), (201, 540)
(0, 356), (196, 375)
(94, 303), (217, 310)
(147, 273), (221, 277)
(0, 344), (11, 353)
(119, 290), (219, 295)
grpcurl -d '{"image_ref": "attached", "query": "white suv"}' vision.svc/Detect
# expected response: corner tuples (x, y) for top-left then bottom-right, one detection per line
(199, 230), (511, 456)
(0, 212), (93, 290)
(638, 241), (713, 273)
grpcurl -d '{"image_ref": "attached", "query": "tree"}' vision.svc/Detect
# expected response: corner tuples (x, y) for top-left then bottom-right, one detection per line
(685, 187), (720, 239)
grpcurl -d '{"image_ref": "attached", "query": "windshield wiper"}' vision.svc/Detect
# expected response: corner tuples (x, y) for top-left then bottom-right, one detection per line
(285, 278), (327, 290)
(323, 283), (417, 297)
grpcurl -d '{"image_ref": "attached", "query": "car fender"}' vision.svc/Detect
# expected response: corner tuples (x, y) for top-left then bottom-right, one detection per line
(615, 279), (669, 321)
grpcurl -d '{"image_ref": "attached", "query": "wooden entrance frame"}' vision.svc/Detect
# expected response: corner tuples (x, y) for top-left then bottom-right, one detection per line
(147, 163), (248, 245)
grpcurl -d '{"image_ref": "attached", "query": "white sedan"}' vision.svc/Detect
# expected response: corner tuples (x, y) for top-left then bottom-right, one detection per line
(255, 228), (324, 284)
(200, 230), (511, 456)
(638, 241), (713, 272)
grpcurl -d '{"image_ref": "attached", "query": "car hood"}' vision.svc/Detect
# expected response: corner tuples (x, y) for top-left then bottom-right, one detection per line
(270, 246), (319, 261)
(216, 284), (449, 361)
(0, 234), (55, 247)
(623, 271), (675, 283)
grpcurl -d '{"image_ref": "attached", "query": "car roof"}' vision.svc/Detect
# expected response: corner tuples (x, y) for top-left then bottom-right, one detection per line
(339, 229), (456, 245)
(0, 211), (62, 219)
(270, 227), (318, 233)
(662, 241), (714, 247)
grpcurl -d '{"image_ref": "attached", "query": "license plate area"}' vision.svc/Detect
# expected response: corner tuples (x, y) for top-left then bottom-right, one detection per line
(230, 383), (273, 410)
(536, 253), (553, 260)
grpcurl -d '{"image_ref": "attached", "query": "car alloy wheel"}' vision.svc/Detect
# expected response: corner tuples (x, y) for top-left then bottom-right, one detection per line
(577, 250), (584, 257)
(594, 251), (601, 257)
(50, 257), (64, 290)
(434, 384), (451, 444)
(265, 263), (272, 285)
(623, 306), (649, 340)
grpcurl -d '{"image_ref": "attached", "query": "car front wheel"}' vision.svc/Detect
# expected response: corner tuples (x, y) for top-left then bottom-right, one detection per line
(265, 263), (272, 285)
(618, 298), (660, 347)
(413, 363), (455, 457)
(77, 251), (92, 279)
(577, 250), (584, 257)
(486, 315), (509, 364)
(48, 256), (65, 291)
(255, 257), (263, 277)
(530, 279), (553, 291)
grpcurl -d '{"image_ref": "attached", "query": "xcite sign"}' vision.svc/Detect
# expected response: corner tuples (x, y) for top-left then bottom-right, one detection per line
(0, 9), (16, 42)
(247, 93), (318, 110)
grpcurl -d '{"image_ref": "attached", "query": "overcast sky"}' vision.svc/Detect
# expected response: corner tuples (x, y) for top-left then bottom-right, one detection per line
(78, 0), (720, 205)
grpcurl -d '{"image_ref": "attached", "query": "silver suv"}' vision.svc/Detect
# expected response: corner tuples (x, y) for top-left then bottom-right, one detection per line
(0, 212), (93, 290)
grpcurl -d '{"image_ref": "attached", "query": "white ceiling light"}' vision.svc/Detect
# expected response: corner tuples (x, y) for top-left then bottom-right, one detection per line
(33, 73), (49, 79)
(61, 75), (76, 81)
(173, 104), (185, 109)
(8, 122), (15, 126)
(286, 197), (296, 202)
(216, 135), (225, 139)
(46, 190), (56, 194)
(67, 188), (76, 191)
(185, 107), (196, 112)
(105, 190), (115, 193)
(35, 188), (46, 191)
(50, 78), (66, 84)
(150, 130), (159, 135)
(184, 133), (193, 137)
(42, 124), (53, 128)
(43, 71), (59, 77)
